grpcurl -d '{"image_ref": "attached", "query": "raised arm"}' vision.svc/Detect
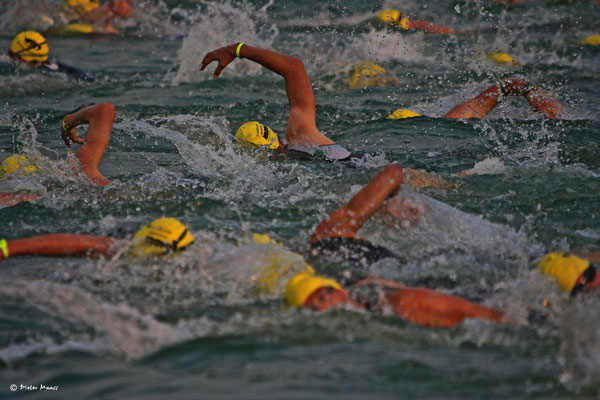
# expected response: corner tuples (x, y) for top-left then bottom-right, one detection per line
(311, 164), (404, 242)
(62, 102), (116, 186)
(0, 234), (120, 262)
(445, 77), (562, 119)
(201, 43), (333, 146)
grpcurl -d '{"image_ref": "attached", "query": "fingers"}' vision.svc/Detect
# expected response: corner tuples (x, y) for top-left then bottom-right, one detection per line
(71, 134), (85, 144)
(200, 54), (223, 78)
(61, 128), (72, 147)
(199, 54), (212, 71)
(213, 63), (225, 78)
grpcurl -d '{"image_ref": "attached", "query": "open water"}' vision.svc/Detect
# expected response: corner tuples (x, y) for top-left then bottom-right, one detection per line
(0, 0), (599, 398)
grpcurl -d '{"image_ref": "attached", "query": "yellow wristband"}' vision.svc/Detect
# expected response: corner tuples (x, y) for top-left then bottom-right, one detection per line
(236, 42), (245, 58)
(0, 239), (9, 259)
(62, 117), (69, 133)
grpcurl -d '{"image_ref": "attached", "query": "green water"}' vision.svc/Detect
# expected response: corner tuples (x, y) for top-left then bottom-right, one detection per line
(0, 0), (599, 398)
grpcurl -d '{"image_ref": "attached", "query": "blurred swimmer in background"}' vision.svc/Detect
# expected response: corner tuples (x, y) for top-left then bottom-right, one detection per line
(0, 103), (117, 206)
(201, 42), (352, 161)
(388, 77), (562, 120)
(7, 31), (93, 81)
(59, 0), (133, 34)
(444, 77), (562, 119)
(0, 217), (194, 262)
(377, 9), (457, 35)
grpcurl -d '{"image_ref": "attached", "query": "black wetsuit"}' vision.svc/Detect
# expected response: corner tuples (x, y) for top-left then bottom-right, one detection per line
(310, 237), (404, 265)
(41, 61), (94, 82)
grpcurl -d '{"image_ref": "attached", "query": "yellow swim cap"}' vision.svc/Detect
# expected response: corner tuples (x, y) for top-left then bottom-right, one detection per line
(538, 252), (590, 292)
(388, 108), (421, 119)
(0, 155), (38, 177)
(130, 217), (194, 258)
(486, 51), (521, 67)
(378, 9), (409, 30)
(236, 122), (280, 150)
(9, 31), (49, 63)
(283, 271), (343, 307)
(349, 62), (397, 89)
(65, 0), (100, 13)
(580, 35), (600, 46)
(60, 23), (95, 35)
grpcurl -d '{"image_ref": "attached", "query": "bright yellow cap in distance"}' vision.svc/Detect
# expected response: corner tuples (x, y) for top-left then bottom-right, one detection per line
(0, 155), (38, 177)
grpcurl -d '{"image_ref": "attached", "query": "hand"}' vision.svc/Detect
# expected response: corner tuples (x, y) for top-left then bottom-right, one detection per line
(200, 45), (236, 78)
(109, 0), (132, 18)
(499, 77), (528, 96)
(61, 124), (84, 147)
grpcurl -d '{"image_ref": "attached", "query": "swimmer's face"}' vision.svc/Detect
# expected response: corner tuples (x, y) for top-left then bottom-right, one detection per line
(383, 196), (424, 228)
(303, 286), (349, 312)
(573, 265), (600, 295)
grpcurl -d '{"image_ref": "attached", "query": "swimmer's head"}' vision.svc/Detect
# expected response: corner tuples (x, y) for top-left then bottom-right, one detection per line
(378, 9), (409, 30)
(129, 217), (194, 258)
(349, 62), (397, 89)
(486, 51), (521, 67)
(65, 0), (100, 13)
(284, 271), (345, 310)
(538, 252), (598, 293)
(580, 35), (600, 46)
(0, 155), (38, 178)
(387, 108), (421, 119)
(236, 122), (280, 150)
(8, 31), (49, 63)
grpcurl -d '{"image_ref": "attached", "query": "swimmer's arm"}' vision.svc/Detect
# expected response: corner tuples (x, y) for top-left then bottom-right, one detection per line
(0, 193), (39, 207)
(311, 164), (404, 242)
(353, 276), (406, 289)
(523, 86), (562, 119)
(63, 103), (115, 186)
(383, 287), (508, 327)
(445, 84), (502, 119)
(201, 44), (315, 112)
(445, 78), (561, 119)
(407, 19), (455, 34)
(0, 234), (121, 262)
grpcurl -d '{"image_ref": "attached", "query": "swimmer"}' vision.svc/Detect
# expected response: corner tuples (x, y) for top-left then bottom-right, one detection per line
(200, 44), (449, 189)
(389, 77), (562, 120)
(378, 9), (457, 35)
(284, 270), (507, 327)
(538, 252), (600, 295)
(7, 31), (93, 81)
(310, 164), (424, 264)
(62, 0), (133, 34)
(445, 77), (562, 119)
(200, 43), (352, 161)
(0, 102), (116, 206)
(0, 217), (194, 262)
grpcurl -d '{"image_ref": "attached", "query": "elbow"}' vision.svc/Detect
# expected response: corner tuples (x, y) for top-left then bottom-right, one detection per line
(94, 102), (116, 122)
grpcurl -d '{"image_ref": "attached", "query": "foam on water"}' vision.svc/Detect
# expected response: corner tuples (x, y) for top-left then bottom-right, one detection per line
(172, 0), (278, 85)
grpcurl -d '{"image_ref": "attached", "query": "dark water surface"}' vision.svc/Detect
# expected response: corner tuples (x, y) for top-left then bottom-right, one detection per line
(0, 0), (599, 398)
